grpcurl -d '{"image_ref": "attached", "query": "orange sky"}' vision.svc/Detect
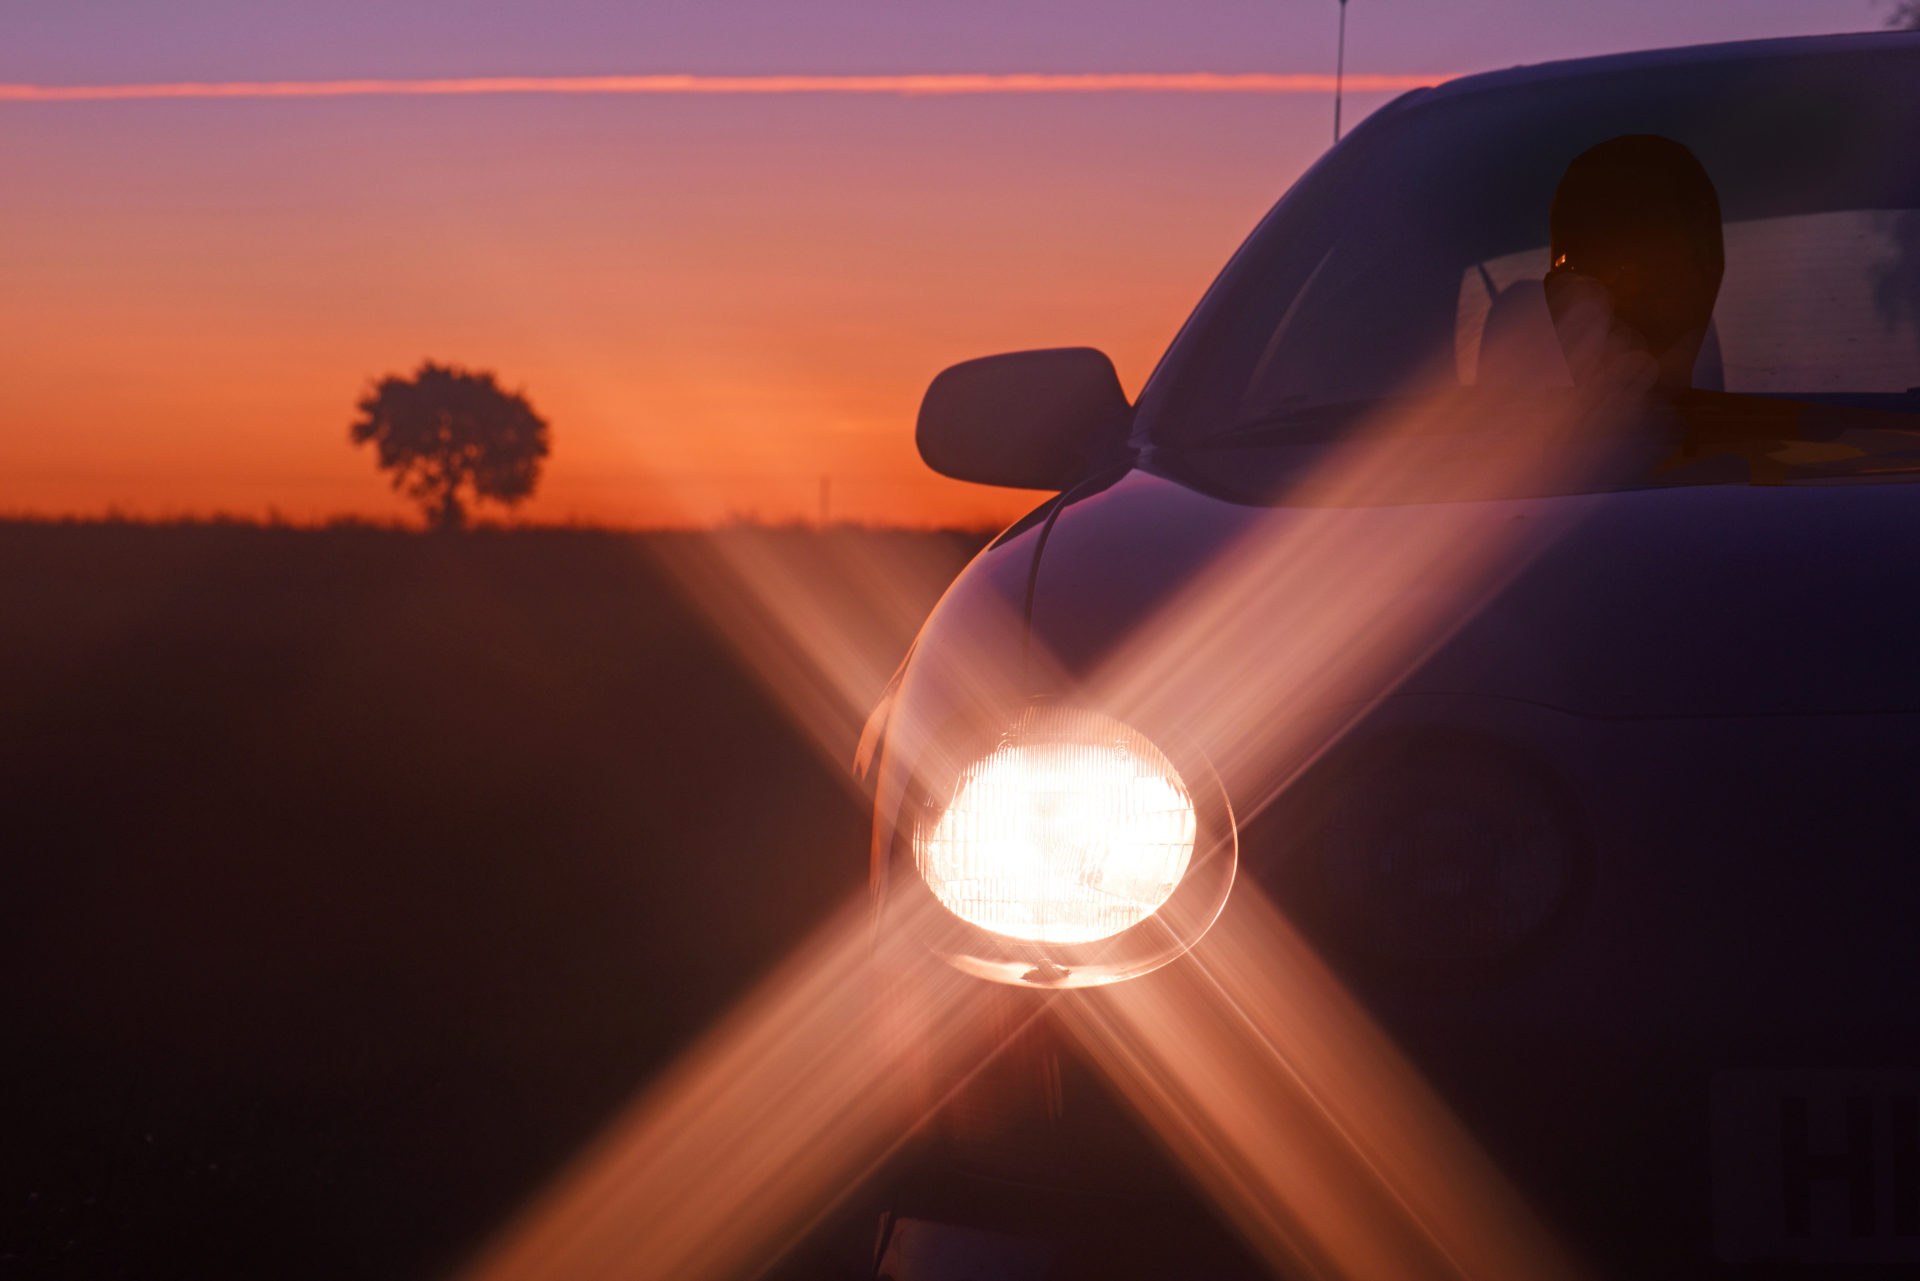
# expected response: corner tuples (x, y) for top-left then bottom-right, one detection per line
(0, 0), (1873, 528)
(0, 88), (1361, 527)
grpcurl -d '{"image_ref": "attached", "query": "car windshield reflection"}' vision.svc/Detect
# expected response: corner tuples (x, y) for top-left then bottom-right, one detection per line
(1146, 42), (1920, 505)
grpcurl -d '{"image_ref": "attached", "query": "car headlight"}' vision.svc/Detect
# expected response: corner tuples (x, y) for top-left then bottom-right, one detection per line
(914, 707), (1196, 944)
(900, 703), (1235, 987)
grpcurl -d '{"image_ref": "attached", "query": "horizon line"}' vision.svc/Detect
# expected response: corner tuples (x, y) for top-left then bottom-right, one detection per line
(0, 70), (1454, 104)
(0, 509), (1011, 536)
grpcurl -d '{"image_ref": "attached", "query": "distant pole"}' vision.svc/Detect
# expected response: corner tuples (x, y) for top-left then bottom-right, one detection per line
(1333, 0), (1349, 143)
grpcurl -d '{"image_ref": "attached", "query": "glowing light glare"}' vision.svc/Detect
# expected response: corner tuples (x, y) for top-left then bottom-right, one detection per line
(650, 527), (992, 782)
(462, 895), (1011, 1281)
(1055, 885), (1582, 1281)
(914, 708), (1196, 944)
(463, 337), (1644, 1281)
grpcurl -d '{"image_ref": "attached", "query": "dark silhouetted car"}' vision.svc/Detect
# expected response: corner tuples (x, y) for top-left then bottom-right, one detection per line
(861, 30), (1920, 1281)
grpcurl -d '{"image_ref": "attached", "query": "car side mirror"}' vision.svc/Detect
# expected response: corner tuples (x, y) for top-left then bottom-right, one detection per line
(915, 348), (1131, 490)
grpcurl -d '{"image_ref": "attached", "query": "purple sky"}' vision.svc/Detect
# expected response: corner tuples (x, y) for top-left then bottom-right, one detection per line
(4, 1), (1897, 84)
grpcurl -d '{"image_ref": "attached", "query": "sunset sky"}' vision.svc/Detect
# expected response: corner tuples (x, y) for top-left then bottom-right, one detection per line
(0, 0), (1897, 527)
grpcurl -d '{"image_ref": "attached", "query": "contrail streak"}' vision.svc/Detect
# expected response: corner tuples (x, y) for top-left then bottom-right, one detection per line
(0, 71), (1452, 104)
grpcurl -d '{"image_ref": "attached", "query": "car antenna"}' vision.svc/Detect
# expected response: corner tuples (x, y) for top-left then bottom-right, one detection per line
(1332, 0), (1350, 143)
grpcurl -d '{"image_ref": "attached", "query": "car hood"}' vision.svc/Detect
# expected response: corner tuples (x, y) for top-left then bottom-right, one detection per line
(1026, 466), (1920, 722)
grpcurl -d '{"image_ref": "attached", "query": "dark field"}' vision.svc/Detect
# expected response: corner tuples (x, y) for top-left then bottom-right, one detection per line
(0, 521), (984, 1280)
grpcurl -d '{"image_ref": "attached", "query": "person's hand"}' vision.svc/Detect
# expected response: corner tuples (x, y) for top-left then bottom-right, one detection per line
(1544, 267), (1661, 397)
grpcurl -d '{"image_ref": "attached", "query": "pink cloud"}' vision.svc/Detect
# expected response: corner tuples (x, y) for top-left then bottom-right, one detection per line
(0, 70), (1450, 103)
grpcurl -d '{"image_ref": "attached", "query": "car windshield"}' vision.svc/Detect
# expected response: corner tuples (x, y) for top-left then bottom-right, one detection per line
(1144, 40), (1920, 483)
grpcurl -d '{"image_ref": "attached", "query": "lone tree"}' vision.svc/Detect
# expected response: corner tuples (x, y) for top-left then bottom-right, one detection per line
(350, 360), (550, 530)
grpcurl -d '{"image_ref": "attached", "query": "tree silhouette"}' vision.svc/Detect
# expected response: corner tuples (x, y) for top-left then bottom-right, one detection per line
(1888, 0), (1920, 28)
(350, 361), (550, 530)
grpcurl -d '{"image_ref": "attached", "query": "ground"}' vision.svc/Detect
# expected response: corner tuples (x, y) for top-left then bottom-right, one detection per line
(0, 520), (983, 1280)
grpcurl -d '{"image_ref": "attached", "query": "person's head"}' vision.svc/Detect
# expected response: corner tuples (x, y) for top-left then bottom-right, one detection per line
(1545, 134), (1724, 391)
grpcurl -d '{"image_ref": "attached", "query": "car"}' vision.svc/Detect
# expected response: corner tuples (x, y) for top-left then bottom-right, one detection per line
(859, 29), (1920, 1281)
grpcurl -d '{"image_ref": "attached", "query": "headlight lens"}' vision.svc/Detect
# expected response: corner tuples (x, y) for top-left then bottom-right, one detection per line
(912, 705), (1197, 944)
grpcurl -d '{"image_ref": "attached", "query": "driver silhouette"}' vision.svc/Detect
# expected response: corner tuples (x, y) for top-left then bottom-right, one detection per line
(1541, 133), (1890, 483)
(1543, 133), (1724, 395)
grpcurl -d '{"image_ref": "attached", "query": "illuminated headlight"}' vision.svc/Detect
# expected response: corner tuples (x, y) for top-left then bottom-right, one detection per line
(903, 704), (1235, 986)
(914, 707), (1196, 944)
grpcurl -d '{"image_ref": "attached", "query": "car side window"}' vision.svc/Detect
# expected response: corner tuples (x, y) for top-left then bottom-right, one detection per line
(1711, 210), (1920, 396)
(1149, 52), (1920, 449)
(1150, 110), (1566, 443)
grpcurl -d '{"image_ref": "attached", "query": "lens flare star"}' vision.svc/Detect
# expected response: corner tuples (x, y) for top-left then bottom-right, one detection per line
(462, 350), (1660, 1280)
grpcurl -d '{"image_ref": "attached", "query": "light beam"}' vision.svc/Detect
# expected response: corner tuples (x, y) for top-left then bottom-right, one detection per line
(1089, 352), (1657, 826)
(463, 895), (1012, 1281)
(1058, 886), (1586, 1281)
(469, 303), (1657, 1281)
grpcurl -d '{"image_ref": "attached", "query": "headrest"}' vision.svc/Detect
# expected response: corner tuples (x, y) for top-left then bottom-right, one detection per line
(1475, 280), (1573, 389)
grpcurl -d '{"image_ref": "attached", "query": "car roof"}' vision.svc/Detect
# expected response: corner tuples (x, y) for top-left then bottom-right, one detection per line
(1402, 29), (1920, 113)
